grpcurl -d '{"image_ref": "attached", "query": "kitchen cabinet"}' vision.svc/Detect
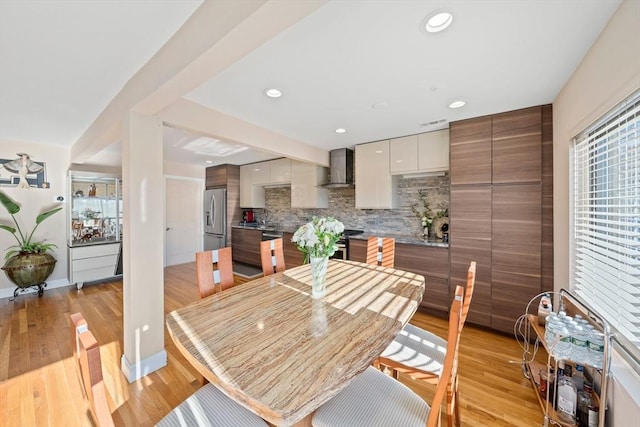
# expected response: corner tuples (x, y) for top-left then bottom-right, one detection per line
(68, 171), (123, 288)
(240, 159), (294, 208)
(231, 228), (262, 267)
(282, 232), (304, 268)
(240, 162), (270, 208)
(389, 129), (449, 175)
(269, 158), (292, 184)
(450, 186), (492, 327)
(349, 239), (449, 312)
(206, 164), (229, 188)
(449, 116), (492, 185)
(390, 135), (418, 173)
(449, 104), (553, 333)
(291, 161), (328, 208)
(418, 129), (449, 172)
(492, 107), (542, 184)
(355, 140), (398, 209)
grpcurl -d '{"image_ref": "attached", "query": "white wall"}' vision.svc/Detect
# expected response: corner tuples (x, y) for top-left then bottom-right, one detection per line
(553, 1), (640, 425)
(0, 141), (70, 296)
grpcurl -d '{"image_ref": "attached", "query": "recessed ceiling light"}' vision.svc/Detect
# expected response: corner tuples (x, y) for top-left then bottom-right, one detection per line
(372, 101), (389, 109)
(425, 11), (453, 33)
(265, 88), (282, 98)
(205, 160), (213, 164)
(449, 100), (466, 109)
(335, 128), (347, 134)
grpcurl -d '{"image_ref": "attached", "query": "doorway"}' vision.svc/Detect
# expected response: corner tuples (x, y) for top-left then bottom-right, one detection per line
(165, 176), (202, 266)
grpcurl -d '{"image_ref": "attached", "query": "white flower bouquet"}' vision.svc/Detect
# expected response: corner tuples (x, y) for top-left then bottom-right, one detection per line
(292, 216), (345, 262)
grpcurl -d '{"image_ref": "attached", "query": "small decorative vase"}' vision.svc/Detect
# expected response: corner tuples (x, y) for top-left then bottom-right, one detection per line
(310, 256), (329, 298)
(423, 226), (430, 238)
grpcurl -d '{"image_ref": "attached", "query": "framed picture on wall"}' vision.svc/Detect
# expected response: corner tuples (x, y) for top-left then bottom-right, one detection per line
(0, 153), (49, 189)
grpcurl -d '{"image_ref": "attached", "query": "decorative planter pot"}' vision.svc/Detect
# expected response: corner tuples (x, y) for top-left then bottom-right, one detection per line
(2, 253), (56, 296)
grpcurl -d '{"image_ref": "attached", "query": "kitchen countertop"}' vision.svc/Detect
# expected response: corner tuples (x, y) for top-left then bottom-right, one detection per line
(349, 232), (449, 248)
(232, 223), (298, 233)
(232, 223), (448, 247)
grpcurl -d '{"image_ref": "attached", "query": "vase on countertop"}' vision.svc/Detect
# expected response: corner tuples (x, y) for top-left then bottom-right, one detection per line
(423, 226), (430, 238)
(310, 256), (329, 298)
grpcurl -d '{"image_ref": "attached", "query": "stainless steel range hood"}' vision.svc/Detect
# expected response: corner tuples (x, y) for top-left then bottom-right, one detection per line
(322, 148), (354, 188)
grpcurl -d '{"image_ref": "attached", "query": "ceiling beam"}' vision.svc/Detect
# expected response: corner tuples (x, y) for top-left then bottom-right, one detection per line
(70, 0), (327, 164)
(161, 98), (329, 166)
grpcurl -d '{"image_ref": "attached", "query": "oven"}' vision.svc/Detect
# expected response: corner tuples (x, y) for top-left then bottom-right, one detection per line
(332, 242), (348, 260)
(261, 230), (283, 241)
(330, 229), (363, 260)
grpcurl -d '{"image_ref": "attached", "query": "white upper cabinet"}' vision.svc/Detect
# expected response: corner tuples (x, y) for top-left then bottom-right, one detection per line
(418, 129), (449, 172)
(390, 135), (418, 173)
(389, 129), (449, 175)
(291, 161), (328, 208)
(240, 161), (270, 208)
(269, 158), (292, 184)
(355, 140), (398, 209)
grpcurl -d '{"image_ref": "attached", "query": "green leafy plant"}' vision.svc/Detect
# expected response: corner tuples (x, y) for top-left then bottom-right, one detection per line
(0, 191), (62, 259)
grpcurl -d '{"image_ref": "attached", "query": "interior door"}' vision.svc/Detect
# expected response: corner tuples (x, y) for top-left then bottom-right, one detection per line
(165, 177), (202, 266)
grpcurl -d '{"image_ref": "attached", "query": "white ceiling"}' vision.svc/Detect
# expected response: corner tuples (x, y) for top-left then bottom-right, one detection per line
(0, 1), (623, 168)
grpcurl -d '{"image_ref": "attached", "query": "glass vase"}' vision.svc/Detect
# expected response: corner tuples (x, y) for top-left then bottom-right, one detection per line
(310, 256), (329, 298)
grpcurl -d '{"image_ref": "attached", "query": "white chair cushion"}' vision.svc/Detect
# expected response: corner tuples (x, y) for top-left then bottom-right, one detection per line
(312, 366), (430, 427)
(380, 323), (447, 376)
(156, 383), (268, 427)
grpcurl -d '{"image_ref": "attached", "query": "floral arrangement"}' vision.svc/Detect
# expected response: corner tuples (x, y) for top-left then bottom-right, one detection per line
(292, 216), (345, 262)
(411, 190), (448, 230)
(411, 189), (435, 228)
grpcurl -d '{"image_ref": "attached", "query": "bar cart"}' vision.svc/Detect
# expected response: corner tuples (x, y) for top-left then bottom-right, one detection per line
(522, 289), (611, 427)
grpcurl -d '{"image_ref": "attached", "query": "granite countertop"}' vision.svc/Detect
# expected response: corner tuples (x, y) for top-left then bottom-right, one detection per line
(232, 223), (298, 234)
(349, 232), (449, 248)
(232, 223), (448, 247)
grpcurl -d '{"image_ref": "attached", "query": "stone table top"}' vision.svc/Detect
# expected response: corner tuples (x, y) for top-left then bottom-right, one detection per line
(166, 259), (425, 426)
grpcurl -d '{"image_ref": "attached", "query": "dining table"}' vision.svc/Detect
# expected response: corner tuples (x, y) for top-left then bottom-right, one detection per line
(165, 259), (425, 426)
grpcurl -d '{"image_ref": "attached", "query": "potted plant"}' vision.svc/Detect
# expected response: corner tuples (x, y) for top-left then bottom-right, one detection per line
(0, 191), (62, 297)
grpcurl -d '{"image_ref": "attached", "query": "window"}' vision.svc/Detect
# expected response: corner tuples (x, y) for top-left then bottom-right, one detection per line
(572, 89), (640, 360)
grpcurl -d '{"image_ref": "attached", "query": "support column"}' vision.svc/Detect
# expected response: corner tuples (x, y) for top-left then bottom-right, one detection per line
(120, 111), (166, 382)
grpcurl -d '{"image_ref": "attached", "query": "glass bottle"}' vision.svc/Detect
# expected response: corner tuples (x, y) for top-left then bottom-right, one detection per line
(556, 362), (578, 424)
(573, 364), (585, 393)
(577, 382), (595, 427)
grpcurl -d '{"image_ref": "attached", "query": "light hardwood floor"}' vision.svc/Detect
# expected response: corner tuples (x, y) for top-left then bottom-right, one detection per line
(0, 262), (544, 426)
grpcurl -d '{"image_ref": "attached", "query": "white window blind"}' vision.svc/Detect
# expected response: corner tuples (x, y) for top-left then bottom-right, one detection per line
(572, 89), (640, 357)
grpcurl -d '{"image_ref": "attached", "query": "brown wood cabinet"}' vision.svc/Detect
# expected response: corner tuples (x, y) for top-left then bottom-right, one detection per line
(283, 232), (304, 268)
(231, 228), (262, 267)
(349, 239), (450, 312)
(205, 164), (241, 244)
(449, 116), (492, 185)
(492, 107), (543, 184)
(449, 104), (553, 333)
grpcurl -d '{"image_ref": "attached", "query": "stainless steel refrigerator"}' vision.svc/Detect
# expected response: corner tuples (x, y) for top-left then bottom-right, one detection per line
(204, 188), (226, 250)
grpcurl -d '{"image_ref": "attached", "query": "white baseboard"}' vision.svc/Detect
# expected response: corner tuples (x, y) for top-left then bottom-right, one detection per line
(121, 350), (167, 383)
(0, 278), (71, 300)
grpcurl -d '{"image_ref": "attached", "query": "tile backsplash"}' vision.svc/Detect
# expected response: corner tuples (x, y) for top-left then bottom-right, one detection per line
(255, 174), (449, 237)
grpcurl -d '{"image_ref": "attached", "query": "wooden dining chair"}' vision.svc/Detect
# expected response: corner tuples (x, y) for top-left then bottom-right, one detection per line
(260, 238), (286, 276)
(365, 236), (395, 268)
(195, 247), (234, 299)
(376, 261), (476, 427)
(71, 313), (269, 427)
(312, 286), (464, 427)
